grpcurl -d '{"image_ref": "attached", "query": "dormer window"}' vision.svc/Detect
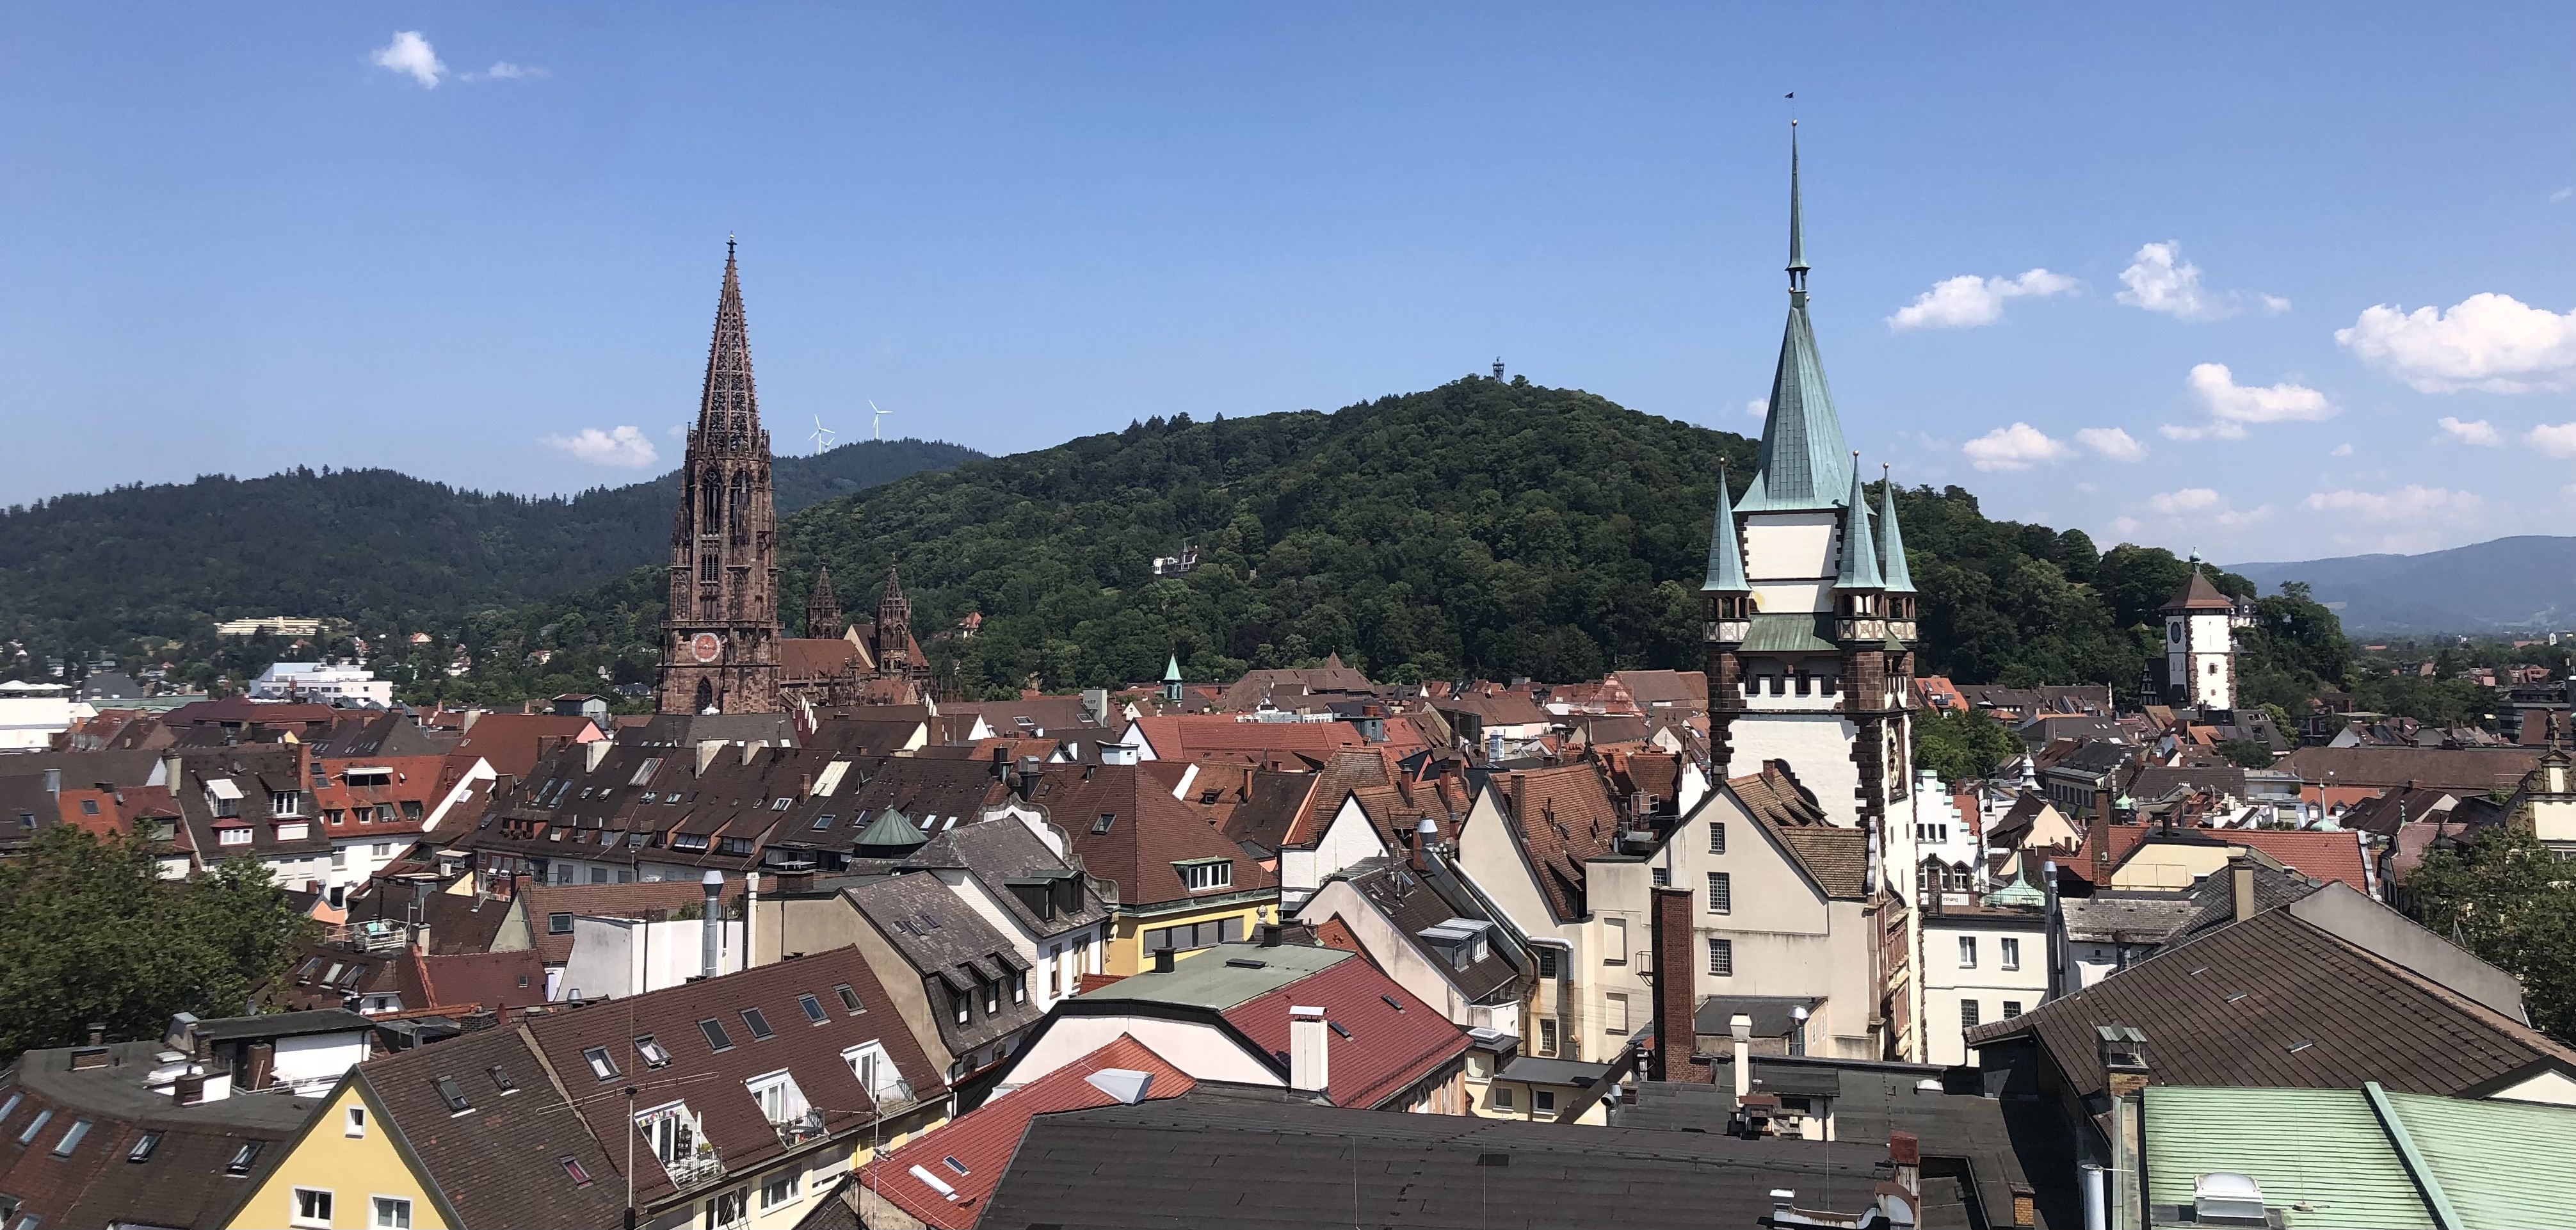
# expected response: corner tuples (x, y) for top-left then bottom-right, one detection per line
(206, 779), (242, 818)
(270, 789), (303, 816)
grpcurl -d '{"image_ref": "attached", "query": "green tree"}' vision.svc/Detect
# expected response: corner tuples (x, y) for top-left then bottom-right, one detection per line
(0, 828), (315, 1056)
(2405, 823), (2576, 1045)
(2214, 740), (2275, 770)
(1913, 708), (2024, 784)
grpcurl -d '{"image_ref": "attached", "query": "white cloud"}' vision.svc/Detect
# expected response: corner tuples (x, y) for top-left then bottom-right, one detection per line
(2140, 486), (2272, 530)
(2109, 516), (2143, 536)
(1746, 399), (1768, 418)
(2435, 416), (2503, 446)
(2162, 362), (2335, 440)
(2148, 487), (2222, 515)
(2301, 485), (2484, 523)
(2335, 293), (2576, 393)
(2330, 442), (2354, 457)
(1887, 269), (2079, 332)
(2075, 426), (2146, 462)
(463, 61), (549, 82)
(370, 31), (446, 88)
(2529, 422), (2576, 458)
(1961, 422), (2075, 471)
(2114, 241), (2287, 320)
(2553, 186), (2574, 204)
(542, 425), (660, 468)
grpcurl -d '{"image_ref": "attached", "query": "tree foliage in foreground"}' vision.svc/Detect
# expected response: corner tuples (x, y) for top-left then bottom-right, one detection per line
(0, 828), (316, 1056)
(2405, 822), (2576, 1046)
(1913, 708), (2027, 784)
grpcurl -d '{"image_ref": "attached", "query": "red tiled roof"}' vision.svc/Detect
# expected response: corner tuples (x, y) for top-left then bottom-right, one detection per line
(451, 713), (604, 781)
(2097, 825), (2375, 895)
(1040, 765), (1275, 908)
(1493, 765), (1623, 923)
(864, 1035), (1195, 1228)
(403, 948), (549, 1016)
(313, 754), (450, 836)
(1127, 715), (1369, 762)
(1223, 955), (1470, 1109)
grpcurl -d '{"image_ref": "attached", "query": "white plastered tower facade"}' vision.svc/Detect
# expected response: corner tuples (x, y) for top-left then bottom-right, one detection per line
(2161, 564), (2237, 711)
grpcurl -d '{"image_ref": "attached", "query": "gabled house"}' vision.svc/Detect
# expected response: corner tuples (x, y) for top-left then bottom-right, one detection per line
(234, 946), (950, 1230)
(1294, 853), (1531, 1036)
(1023, 764), (1276, 975)
(841, 874), (1047, 1085)
(890, 817), (1115, 1014)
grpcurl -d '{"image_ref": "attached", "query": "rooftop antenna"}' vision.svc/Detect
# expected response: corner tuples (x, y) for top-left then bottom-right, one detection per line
(869, 400), (892, 441)
(807, 416), (836, 456)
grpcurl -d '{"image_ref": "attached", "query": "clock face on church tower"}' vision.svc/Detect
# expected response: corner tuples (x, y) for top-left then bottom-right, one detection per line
(689, 633), (723, 664)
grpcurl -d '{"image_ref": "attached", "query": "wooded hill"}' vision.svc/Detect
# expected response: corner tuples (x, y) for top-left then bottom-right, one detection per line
(0, 438), (981, 663)
(422, 376), (2351, 709)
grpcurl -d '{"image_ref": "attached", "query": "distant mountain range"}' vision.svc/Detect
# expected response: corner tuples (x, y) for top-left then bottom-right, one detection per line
(0, 438), (982, 654)
(2228, 536), (2576, 635)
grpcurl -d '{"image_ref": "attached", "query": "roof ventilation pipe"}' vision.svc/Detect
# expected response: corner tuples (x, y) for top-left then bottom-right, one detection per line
(700, 870), (724, 980)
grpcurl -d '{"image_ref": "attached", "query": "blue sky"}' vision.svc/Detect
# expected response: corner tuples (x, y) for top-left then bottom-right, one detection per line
(3, 4), (2571, 563)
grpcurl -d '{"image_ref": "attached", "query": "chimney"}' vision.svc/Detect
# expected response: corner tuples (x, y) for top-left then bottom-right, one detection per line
(1152, 946), (1175, 974)
(244, 1041), (275, 1090)
(695, 740), (725, 775)
(700, 870), (724, 980)
(1289, 1005), (1330, 1094)
(1729, 1013), (1753, 1101)
(1016, 757), (1043, 800)
(1647, 886), (1694, 1082)
(2229, 856), (2257, 924)
(174, 1072), (207, 1106)
(1413, 816), (1442, 872)
(87, 1023), (105, 1047)
(583, 740), (612, 772)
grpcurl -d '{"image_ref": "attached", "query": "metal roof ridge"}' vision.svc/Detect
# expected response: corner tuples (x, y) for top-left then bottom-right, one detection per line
(2363, 1080), (2465, 1230)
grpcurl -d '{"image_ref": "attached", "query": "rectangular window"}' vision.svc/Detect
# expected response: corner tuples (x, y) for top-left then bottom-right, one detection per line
(17, 1108), (52, 1145)
(129, 1131), (161, 1162)
(227, 1141), (262, 1174)
(1709, 822), (1727, 854)
(1707, 871), (1732, 915)
(953, 991), (970, 1025)
(798, 994), (828, 1024)
(1534, 949), (1558, 980)
(704, 1187), (748, 1230)
(345, 1106), (366, 1137)
(1011, 971), (1027, 1004)
(1603, 917), (1627, 965)
(760, 1170), (801, 1210)
(1492, 1085), (1515, 1110)
(1180, 861), (1232, 891)
(1958, 937), (1977, 969)
(2003, 1001), (2024, 1019)
(583, 1047), (620, 1080)
(698, 1019), (734, 1053)
(1650, 867), (1669, 887)
(292, 1188), (333, 1227)
(1604, 991), (1630, 1035)
(374, 1195), (414, 1229)
(1961, 999), (1981, 1030)
(51, 1119), (90, 1158)
(1091, 813), (1115, 834)
(1534, 1089), (1557, 1113)
(488, 1066), (517, 1095)
(834, 984), (864, 1014)
(741, 1008), (774, 1041)
(435, 1077), (471, 1114)
(548, 912), (574, 935)
(1708, 937), (1734, 976)
(636, 1037), (672, 1069)
(1537, 1018), (1558, 1056)
(2000, 937), (2022, 971)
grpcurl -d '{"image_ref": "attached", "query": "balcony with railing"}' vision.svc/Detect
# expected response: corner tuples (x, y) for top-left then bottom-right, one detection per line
(661, 1145), (727, 1191)
(771, 1108), (827, 1147)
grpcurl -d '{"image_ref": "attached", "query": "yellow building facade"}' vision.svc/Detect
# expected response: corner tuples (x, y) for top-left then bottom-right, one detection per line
(225, 1078), (447, 1230)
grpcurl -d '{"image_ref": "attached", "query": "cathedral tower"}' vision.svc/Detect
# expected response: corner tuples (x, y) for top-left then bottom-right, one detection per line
(657, 240), (782, 715)
(1703, 127), (1916, 829)
(805, 565), (844, 639)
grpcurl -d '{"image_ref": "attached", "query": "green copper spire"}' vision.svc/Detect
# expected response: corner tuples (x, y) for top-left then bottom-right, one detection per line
(1701, 466), (1750, 594)
(1741, 124), (1852, 512)
(1835, 454), (1884, 590)
(1878, 464), (1915, 594)
(1163, 654), (1182, 683)
(1787, 121), (1808, 279)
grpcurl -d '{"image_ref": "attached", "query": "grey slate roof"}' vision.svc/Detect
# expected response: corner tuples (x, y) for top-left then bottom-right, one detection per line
(899, 818), (1111, 941)
(978, 1086), (1924, 1230)
(846, 873), (1043, 1056)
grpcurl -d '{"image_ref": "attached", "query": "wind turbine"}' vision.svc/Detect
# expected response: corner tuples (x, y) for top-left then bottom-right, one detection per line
(808, 416), (837, 456)
(869, 400), (893, 441)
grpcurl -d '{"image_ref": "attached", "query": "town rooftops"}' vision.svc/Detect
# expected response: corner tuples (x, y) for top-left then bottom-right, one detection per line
(342, 1022), (631, 1230)
(975, 1087), (1922, 1230)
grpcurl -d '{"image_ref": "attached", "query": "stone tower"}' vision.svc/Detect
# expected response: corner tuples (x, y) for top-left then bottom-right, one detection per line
(805, 565), (844, 639)
(874, 567), (913, 676)
(657, 239), (782, 715)
(2161, 560), (2238, 711)
(1701, 126), (1916, 830)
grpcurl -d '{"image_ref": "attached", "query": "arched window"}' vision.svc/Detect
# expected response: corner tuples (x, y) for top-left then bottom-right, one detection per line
(729, 473), (751, 544)
(700, 471), (723, 537)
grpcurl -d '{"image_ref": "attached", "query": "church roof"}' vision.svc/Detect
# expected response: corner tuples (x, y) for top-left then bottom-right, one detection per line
(1878, 468), (1915, 594)
(1164, 654), (1184, 683)
(1739, 129), (1853, 513)
(1833, 457), (1883, 590)
(2163, 569), (2235, 613)
(1700, 468), (1750, 593)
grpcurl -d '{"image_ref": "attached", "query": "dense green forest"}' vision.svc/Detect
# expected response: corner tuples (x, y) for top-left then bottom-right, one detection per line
(418, 377), (2357, 708)
(0, 438), (979, 680)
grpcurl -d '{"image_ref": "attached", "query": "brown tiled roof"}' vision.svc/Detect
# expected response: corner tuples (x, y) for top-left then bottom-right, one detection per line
(1609, 669), (1706, 710)
(404, 948), (551, 1016)
(1493, 765), (1623, 922)
(451, 713), (603, 781)
(1966, 907), (2576, 1101)
(781, 636), (864, 679)
(356, 1024), (631, 1229)
(2277, 746), (2538, 792)
(2162, 570), (2235, 612)
(1040, 764), (1276, 909)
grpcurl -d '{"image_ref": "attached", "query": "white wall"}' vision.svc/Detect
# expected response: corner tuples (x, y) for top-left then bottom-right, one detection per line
(1730, 712), (1864, 828)
(1917, 919), (2049, 1066)
(272, 1030), (373, 1095)
(994, 1015), (1282, 1097)
(0, 695), (88, 752)
(1279, 797), (1391, 908)
(558, 916), (744, 1001)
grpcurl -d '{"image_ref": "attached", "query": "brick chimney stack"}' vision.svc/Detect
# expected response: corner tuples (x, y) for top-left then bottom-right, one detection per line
(1647, 886), (1695, 1081)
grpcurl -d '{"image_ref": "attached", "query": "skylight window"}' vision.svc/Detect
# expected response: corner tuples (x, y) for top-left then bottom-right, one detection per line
(435, 1076), (472, 1115)
(226, 1140), (262, 1175)
(773, 798), (793, 811)
(942, 1155), (969, 1176)
(834, 984), (865, 1014)
(488, 1065), (517, 1094)
(812, 813), (835, 831)
(52, 1118), (92, 1158)
(561, 1155), (593, 1187)
(698, 1019), (735, 1053)
(741, 1008), (774, 1041)
(1328, 1021), (1352, 1040)
(129, 1131), (161, 1162)
(1091, 813), (1115, 834)
(583, 1047), (619, 1081)
(548, 912), (574, 935)
(798, 994), (829, 1024)
(17, 1108), (52, 1145)
(636, 1037), (672, 1069)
